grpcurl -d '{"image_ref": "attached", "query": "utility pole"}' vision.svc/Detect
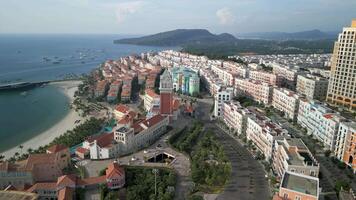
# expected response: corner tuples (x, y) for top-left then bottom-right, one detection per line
(152, 168), (159, 196)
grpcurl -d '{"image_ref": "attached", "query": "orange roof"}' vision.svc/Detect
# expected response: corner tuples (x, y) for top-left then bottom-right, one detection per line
(115, 104), (129, 113)
(185, 105), (194, 113)
(47, 144), (67, 154)
(75, 147), (89, 154)
(106, 162), (125, 179)
(141, 114), (166, 128)
(145, 89), (159, 98)
(25, 154), (56, 170)
(77, 176), (106, 186)
(57, 175), (77, 187)
(58, 187), (74, 200)
(96, 133), (114, 148)
(323, 114), (333, 119)
(27, 182), (57, 192)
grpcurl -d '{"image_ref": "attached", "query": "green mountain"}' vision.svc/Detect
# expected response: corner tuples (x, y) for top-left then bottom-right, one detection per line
(114, 29), (237, 46)
(114, 29), (334, 58)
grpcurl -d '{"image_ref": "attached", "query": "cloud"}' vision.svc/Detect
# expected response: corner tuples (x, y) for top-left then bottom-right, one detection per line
(114, 1), (144, 23)
(216, 7), (235, 25)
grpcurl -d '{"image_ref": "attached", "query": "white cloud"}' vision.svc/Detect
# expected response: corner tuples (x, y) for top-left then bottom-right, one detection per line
(216, 7), (235, 25)
(114, 1), (144, 23)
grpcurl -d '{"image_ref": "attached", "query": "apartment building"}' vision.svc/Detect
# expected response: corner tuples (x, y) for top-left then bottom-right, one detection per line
(327, 20), (356, 111)
(272, 88), (301, 121)
(214, 87), (234, 117)
(273, 171), (319, 200)
(246, 109), (288, 161)
(335, 121), (356, 172)
(235, 79), (273, 105)
(221, 101), (252, 136)
(297, 99), (345, 150)
(296, 74), (329, 101)
(273, 138), (319, 178)
(249, 70), (279, 86)
(271, 64), (301, 90)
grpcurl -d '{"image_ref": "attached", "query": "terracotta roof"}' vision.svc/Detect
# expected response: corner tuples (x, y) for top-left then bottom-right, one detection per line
(85, 133), (111, 144)
(96, 133), (114, 148)
(145, 89), (159, 98)
(141, 114), (166, 128)
(115, 104), (129, 113)
(75, 147), (89, 154)
(25, 154), (56, 170)
(57, 175), (77, 188)
(185, 105), (194, 113)
(106, 163), (125, 179)
(47, 144), (67, 154)
(27, 182), (57, 192)
(77, 176), (106, 186)
(58, 187), (74, 200)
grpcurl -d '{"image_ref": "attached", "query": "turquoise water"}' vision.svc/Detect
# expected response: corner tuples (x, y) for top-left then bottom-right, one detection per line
(0, 34), (174, 153)
(0, 85), (69, 152)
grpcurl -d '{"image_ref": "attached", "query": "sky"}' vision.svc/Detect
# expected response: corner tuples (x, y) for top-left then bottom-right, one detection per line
(0, 0), (355, 35)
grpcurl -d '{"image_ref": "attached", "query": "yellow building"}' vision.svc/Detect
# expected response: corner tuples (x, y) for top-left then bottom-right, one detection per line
(326, 19), (356, 111)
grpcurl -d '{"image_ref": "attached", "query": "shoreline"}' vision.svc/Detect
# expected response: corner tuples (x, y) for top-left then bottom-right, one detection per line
(1, 80), (85, 159)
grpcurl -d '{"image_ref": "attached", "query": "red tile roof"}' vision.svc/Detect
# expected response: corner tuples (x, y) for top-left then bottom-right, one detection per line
(96, 133), (114, 148)
(77, 176), (106, 186)
(57, 175), (77, 188)
(115, 104), (129, 113)
(25, 154), (56, 170)
(145, 89), (159, 98)
(141, 114), (166, 128)
(47, 144), (67, 154)
(75, 147), (89, 154)
(106, 162), (125, 179)
(27, 182), (57, 192)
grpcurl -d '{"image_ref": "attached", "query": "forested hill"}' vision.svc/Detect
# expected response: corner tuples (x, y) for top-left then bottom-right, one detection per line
(114, 29), (334, 58)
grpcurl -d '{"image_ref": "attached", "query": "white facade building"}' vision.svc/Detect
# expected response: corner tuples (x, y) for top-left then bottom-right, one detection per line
(272, 88), (301, 121)
(214, 87), (234, 117)
(296, 74), (329, 101)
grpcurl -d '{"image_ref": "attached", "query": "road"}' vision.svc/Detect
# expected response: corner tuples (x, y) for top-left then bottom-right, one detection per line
(195, 99), (271, 200)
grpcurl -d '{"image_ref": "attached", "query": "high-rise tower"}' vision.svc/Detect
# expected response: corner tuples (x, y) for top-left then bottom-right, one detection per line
(159, 69), (173, 116)
(326, 19), (356, 111)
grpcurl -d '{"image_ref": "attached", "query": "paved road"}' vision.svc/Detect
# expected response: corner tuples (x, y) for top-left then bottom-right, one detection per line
(207, 123), (271, 200)
(194, 99), (270, 200)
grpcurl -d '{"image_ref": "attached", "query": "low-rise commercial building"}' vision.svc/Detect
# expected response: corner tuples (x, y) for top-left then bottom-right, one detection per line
(89, 114), (169, 159)
(273, 171), (319, 200)
(273, 138), (319, 178)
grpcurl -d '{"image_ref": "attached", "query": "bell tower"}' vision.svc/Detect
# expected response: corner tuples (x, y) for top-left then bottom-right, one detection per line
(159, 69), (173, 116)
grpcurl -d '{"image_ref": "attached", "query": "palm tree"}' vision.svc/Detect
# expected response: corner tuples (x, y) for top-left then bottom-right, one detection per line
(14, 152), (19, 158)
(27, 148), (33, 154)
(18, 145), (24, 155)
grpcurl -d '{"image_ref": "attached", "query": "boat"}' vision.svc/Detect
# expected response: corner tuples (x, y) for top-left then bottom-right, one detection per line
(20, 91), (27, 96)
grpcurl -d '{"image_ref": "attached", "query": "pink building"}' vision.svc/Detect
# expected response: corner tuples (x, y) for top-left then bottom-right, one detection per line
(106, 162), (125, 189)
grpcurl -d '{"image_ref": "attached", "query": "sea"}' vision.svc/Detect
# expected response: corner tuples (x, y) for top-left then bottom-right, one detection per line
(0, 34), (173, 153)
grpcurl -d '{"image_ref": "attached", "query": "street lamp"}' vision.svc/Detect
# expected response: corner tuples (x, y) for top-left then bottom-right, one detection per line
(152, 168), (159, 196)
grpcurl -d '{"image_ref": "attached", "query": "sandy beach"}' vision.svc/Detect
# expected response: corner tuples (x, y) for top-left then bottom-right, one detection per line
(2, 80), (84, 159)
